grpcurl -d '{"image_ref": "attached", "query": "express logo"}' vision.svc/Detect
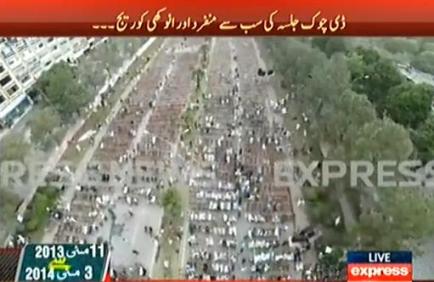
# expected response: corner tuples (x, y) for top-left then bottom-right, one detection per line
(350, 265), (410, 277)
(348, 264), (412, 281)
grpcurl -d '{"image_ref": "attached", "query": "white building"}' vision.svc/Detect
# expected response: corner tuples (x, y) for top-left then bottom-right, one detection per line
(0, 37), (100, 128)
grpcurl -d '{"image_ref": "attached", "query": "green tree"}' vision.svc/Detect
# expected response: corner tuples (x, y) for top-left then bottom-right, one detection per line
(302, 54), (370, 159)
(382, 38), (420, 55)
(352, 117), (413, 161)
(348, 48), (403, 108)
(266, 38), (433, 252)
(419, 40), (434, 53)
(311, 94), (412, 230)
(304, 53), (351, 110)
(351, 188), (434, 250)
(199, 44), (209, 67)
(350, 118), (413, 216)
(0, 133), (31, 161)
(326, 91), (377, 158)
(192, 68), (205, 91)
(266, 38), (327, 87)
(29, 107), (61, 147)
(411, 51), (434, 74)
(34, 62), (91, 122)
(23, 186), (58, 236)
(312, 38), (347, 57)
(162, 188), (182, 219)
(411, 114), (434, 163)
(384, 83), (433, 128)
(317, 91), (377, 229)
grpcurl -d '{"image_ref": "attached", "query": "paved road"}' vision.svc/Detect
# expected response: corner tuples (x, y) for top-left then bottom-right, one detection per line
(41, 38), (317, 279)
(250, 39), (311, 232)
(180, 38), (315, 279)
(249, 38), (318, 271)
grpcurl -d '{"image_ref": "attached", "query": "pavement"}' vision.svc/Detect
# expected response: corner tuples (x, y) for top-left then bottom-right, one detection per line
(42, 39), (209, 280)
(34, 38), (318, 279)
(179, 38), (317, 280)
(251, 39), (311, 232)
(110, 203), (163, 274)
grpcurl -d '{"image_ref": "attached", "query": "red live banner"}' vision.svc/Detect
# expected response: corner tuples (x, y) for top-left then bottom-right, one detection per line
(0, 0), (434, 36)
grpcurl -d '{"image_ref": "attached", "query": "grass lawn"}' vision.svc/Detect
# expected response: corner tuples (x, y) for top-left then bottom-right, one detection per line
(153, 186), (189, 278)
(153, 215), (183, 278)
(180, 50), (210, 158)
(61, 141), (88, 169)
(19, 185), (59, 242)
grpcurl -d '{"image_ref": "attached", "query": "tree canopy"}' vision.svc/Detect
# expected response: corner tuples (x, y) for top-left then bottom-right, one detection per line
(348, 47), (403, 108)
(352, 118), (414, 161)
(266, 38), (327, 87)
(162, 188), (182, 219)
(382, 38), (420, 55)
(384, 83), (433, 129)
(312, 38), (348, 58)
(35, 62), (91, 122)
(411, 114), (434, 163)
(351, 188), (434, 250)
(265, 38), (434, 251)
(29, 107), (61, 147)
(411, 51), (434, 75)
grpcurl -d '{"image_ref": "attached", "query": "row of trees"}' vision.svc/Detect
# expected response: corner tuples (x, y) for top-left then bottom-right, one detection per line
(18, 185), (59, 240)
(312, 39), (434, 163)
(346, 46), (434, 163)
(0, 39), (149, 242)
(265, 38), (434, 250)
(34, 62), (91, 122)
(347, 47), (431, 127)
(364, 38), (434, 76)
(28, 39), (147, 148)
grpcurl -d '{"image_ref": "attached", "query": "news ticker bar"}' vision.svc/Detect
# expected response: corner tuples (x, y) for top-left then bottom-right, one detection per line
(0, 248), (423, 282)
(1, 0), (434, 36)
